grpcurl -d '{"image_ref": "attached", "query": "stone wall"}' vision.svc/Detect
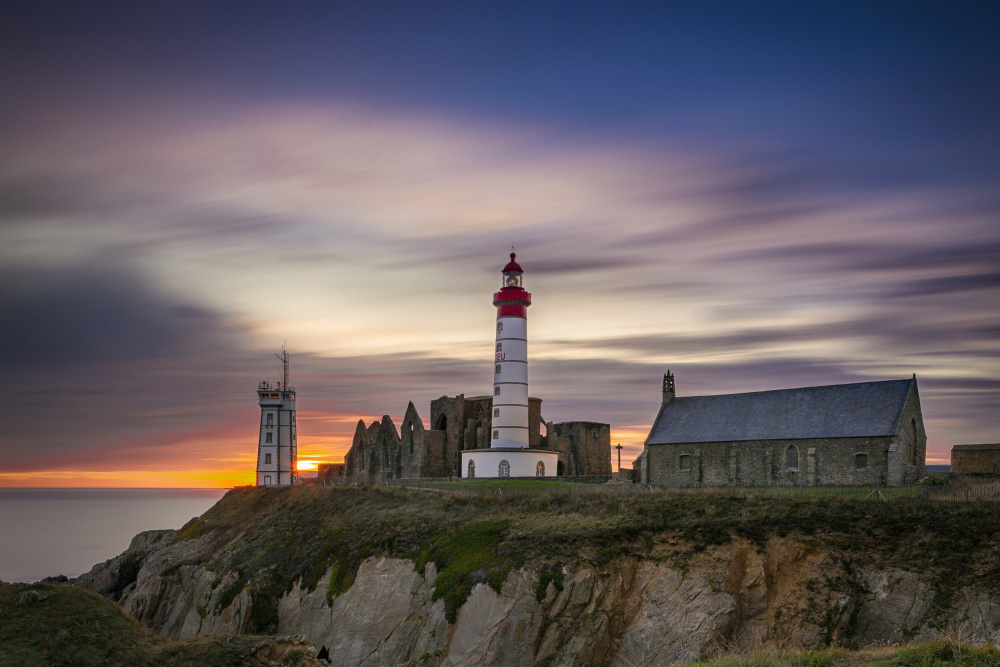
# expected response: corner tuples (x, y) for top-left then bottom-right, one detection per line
(547, 421), (612, 476)
(646, 436), (899, 487)
(952, 444), (1000, 475)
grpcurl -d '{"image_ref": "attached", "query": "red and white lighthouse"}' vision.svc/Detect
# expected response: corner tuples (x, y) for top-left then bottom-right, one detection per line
(462, 252), (558, 478)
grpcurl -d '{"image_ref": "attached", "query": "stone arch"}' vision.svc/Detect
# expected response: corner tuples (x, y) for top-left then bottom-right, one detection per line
(499, 460), (510, 477)
(557, 460), (565, 476)
(435, 414), (447, 431)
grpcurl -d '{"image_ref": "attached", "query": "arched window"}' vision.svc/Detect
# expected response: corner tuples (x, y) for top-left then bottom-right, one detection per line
(435, 414), (447, 431)
(499, 460), (510, 477)
(679, 454), (692, 471)
(468, 460), (475, 478)
(536, 461), (545, 477)
(557, 461), (565, 476)
(855, 453), (868, 469)
(786, 445), (799, 471)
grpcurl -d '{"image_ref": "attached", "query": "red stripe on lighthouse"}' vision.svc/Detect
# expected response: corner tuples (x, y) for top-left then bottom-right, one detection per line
(496, 304), (527, 318)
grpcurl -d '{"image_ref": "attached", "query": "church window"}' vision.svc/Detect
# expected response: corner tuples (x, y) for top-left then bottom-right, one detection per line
(679, 454), (692, 471)
(495, 364), (501, 374)
(265, 432), (273, 443)
(468, 460), (475, 478)
(266, 413), (273, 426)
(494, 408), (500, 417)
(494, 386), (501, 396)
(265, 453), (272, 464)
(855, 453), (868, 469)
(499, 460), (510, 477)
(786, 445), (799, 470)
(536, 461), (545, 477)
(493, 430), (499, 439)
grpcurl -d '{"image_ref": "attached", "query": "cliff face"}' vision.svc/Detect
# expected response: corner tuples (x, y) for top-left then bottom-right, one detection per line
(73, 486), (1000, 666)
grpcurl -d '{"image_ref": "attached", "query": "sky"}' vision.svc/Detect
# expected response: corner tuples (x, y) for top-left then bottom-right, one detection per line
(0, 1), (998, 487)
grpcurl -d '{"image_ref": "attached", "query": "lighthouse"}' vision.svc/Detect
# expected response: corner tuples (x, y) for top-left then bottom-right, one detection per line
(461, 252), (558, 478)
(256, 348), (298, 486)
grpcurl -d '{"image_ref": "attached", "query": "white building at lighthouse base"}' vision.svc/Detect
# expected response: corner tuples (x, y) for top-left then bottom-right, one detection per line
(462, 448), (559, 479)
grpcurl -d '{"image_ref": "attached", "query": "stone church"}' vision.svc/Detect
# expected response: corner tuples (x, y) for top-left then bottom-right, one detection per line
(344, 393), (611, 482)
(635, 372), (926, 487)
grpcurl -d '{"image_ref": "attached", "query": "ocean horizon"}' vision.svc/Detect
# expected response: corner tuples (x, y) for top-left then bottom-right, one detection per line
(0, 488), (228, 583)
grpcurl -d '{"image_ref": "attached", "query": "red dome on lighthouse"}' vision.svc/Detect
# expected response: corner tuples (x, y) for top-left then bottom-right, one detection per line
(502, 252), (523, 273)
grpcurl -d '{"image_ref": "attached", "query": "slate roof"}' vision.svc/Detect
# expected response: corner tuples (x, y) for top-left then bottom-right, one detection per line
(646, 378), (914, 445)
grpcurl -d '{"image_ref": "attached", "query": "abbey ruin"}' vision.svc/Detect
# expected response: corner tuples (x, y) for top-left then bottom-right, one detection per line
(344, 393), (611, 482)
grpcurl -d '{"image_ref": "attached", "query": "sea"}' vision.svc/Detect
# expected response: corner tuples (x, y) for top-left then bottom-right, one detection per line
(0, 488), (228, 583)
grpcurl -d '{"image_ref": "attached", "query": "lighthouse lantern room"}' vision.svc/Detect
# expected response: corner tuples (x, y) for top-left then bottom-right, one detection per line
(461, 252), (558, 478)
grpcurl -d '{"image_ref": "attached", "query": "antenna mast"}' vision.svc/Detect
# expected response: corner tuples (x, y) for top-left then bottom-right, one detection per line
(275, 346), (289, 389)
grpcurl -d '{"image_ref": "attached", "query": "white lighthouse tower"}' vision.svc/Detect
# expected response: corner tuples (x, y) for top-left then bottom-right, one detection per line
(461, 252), (558, 478)
(256, 348), (298, 486)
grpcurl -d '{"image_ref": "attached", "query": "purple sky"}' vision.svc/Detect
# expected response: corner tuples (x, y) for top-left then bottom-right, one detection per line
(1, 1), (998, 484)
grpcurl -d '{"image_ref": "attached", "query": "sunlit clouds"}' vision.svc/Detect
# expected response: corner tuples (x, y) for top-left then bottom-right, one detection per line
(1, 3), (998, 485)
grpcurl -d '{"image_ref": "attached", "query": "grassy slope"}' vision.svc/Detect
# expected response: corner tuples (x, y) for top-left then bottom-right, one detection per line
(176, 485), (1000, 629)
(0, 582), (314, 667)
(685, 639), (1000, 666)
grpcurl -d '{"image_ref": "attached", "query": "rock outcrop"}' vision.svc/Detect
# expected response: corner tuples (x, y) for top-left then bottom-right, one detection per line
(74, 534), (1000, 666)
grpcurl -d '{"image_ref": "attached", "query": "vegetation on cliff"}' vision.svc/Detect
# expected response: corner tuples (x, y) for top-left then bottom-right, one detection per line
(173, 484), (1000, 632)
(686, 639), (1000, 666)
(0, 582), (317, 666)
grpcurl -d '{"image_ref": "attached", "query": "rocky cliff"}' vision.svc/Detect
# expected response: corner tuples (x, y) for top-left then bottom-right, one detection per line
(74, 485), (1000, 666)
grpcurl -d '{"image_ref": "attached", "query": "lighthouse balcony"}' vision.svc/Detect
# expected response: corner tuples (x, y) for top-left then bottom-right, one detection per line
(492, 287), (531, 305)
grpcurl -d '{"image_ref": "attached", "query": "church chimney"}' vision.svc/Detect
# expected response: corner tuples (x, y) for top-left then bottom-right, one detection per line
(662, 370), (676, 404)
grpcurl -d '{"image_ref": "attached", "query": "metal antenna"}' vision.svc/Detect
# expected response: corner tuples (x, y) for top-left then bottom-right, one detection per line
(275, 346), (289, 389)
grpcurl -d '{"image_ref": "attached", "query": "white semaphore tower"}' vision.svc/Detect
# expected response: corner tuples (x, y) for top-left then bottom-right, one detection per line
(461, 252), (558, 478)
(256, 348), (298, 486)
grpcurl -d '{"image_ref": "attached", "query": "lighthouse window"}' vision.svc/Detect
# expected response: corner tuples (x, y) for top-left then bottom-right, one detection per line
(498, 460), (510, 477)
(265, 453), (272, 464)
(266, 433), (273, 443)
(493, 430), (499, 439)
(496, 322), (503, 333)
(495, 364), (501, 374)
(266, 413), (273, 426)
(496, 342), (502, 351)
(494, 408), (500, 417)
(494, 387), (500, 396)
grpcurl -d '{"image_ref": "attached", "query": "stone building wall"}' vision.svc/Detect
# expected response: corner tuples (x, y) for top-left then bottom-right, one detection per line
(546, 421), (612, 476)
(952, 445), (1000, 475)
(887, 384), (927, 485)
(646, 436), (895, 488)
